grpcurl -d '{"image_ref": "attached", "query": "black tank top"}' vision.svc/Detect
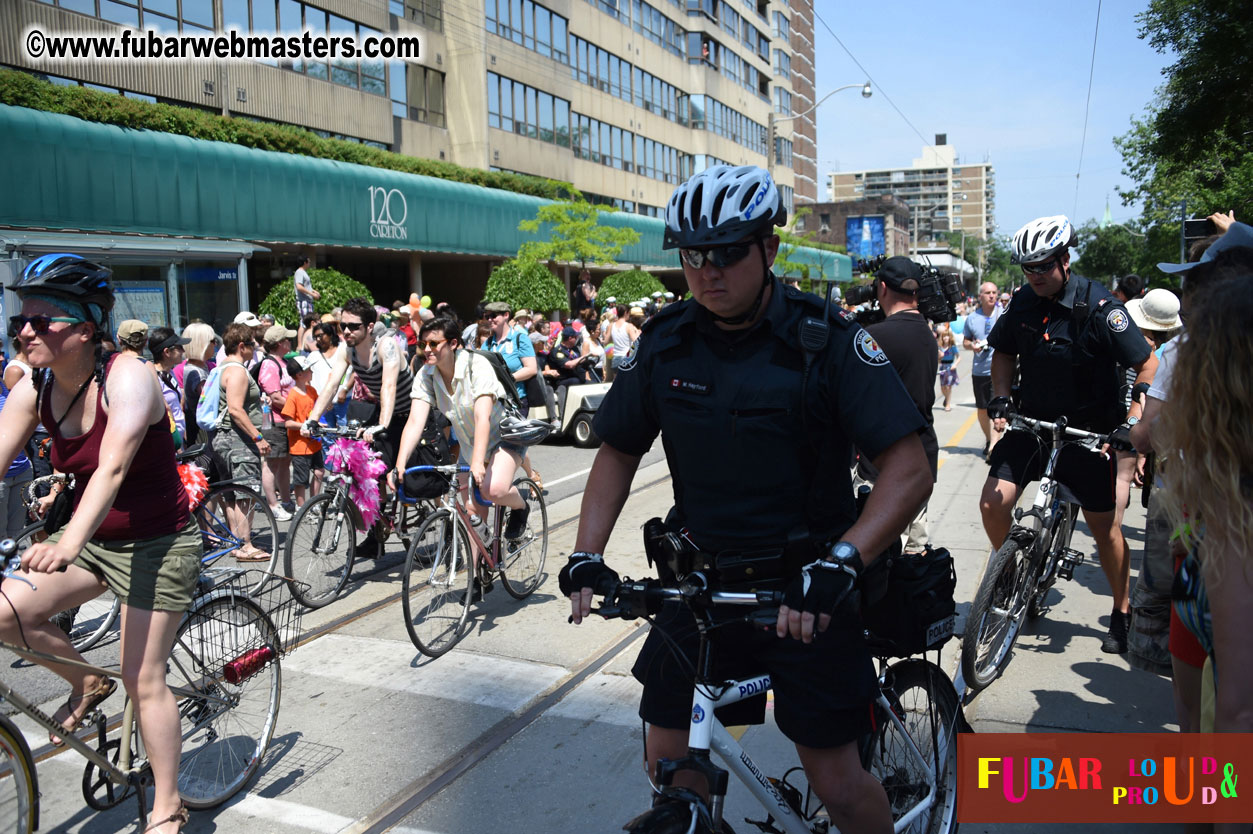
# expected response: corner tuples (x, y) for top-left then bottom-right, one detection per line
(350, 335), (412, 415)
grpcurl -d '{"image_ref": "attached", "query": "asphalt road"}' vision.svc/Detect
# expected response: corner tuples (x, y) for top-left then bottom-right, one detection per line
(2, 373), (1182, 833)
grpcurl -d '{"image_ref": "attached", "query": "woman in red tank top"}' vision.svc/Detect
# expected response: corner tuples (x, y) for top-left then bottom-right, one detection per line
(0, 255), (197, 833)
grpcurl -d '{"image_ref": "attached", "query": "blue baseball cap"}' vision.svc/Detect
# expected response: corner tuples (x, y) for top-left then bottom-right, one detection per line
(1158, 221), (1253, 274)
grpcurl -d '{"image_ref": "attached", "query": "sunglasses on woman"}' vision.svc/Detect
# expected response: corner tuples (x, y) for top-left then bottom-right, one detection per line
(678, 241), (755, 270)
(419, 339), (447, 350)
(9, 314), (85, 334)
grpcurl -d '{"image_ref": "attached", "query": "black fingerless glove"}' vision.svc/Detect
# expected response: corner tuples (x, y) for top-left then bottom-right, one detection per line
(987, 396), (1015, 421)
(782, 558), (859, 618)
(1108, 423), (1135, 452)
(558, 551), (620, 597)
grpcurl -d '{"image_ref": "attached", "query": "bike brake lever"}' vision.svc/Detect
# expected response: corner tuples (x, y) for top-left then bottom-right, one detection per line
(746, 608), (779, 630)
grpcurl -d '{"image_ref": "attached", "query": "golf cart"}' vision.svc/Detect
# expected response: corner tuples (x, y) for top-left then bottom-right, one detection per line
(527, 354), (610, 448)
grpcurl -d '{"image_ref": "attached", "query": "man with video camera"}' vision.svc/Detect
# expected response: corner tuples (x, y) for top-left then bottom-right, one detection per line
(857, 257), (939, 553)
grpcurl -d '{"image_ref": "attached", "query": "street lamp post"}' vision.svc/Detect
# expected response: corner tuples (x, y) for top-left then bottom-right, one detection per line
(768, 81), (871, 178)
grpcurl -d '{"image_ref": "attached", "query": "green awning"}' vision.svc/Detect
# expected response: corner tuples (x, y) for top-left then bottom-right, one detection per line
(0, 104), (850, 278)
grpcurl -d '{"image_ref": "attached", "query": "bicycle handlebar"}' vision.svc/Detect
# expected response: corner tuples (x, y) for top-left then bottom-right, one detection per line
(1007, 414), (1111, 445)
(592, 574), (783, 628)
(402, 464), (492, 506)
(306, 422), (388, 441)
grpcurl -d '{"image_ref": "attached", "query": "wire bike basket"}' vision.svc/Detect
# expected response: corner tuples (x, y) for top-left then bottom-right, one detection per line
(185, 569), (309, 684)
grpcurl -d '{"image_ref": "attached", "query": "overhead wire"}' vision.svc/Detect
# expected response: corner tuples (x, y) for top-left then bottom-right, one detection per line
(810, 7), (928, 147)
(1073, 0), (1103, 219)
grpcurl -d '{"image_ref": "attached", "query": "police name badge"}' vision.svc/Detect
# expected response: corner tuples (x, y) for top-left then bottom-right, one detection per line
(617, 336), (641, 372)
(1107, 309), (1130, 333)
(854, 329), (890, 366)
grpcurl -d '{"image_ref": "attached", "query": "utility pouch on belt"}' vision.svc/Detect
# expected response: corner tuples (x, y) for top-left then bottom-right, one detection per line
(860, 546), (957, 658)
(644, 517), (707, 584)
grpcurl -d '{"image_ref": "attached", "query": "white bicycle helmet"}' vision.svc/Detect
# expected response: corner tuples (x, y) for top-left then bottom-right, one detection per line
(663, 165), (787, 249)
(1010, 215), (1077, 265)
(499, 415), (555, 446)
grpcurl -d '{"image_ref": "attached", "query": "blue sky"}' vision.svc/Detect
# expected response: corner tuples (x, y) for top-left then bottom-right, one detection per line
(812, 0), (1173, 237)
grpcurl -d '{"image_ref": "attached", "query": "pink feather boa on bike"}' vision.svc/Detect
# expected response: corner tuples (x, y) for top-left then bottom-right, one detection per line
(324, 438), (388, 528)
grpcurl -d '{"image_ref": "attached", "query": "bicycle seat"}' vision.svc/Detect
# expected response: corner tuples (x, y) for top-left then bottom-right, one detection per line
(177, 444), (207, 463)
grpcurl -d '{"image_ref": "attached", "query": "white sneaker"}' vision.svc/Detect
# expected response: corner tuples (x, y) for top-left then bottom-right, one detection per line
(271, 504), (292, 522)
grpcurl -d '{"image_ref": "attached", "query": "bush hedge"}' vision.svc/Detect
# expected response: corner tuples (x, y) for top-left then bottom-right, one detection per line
(484, 259), (569, 319)
(257, 267), (372, 327)
(598, 269), (666, 306)
(0, 68), (569, 200)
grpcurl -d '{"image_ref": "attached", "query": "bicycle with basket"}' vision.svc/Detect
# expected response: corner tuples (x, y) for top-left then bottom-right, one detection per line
(0, 535), (307, 832)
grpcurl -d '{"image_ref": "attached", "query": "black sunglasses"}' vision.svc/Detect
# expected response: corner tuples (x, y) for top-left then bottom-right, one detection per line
(340, 322), (366, 332)
(679, 241), (755, 270)
(10, 314), (85, 335)
(1021, 258), (1058, 276)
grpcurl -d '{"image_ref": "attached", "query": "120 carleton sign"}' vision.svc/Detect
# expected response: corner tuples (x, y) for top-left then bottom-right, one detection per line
(368, 186), (408, 240)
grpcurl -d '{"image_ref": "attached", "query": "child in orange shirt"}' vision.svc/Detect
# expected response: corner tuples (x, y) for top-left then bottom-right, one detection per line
(281, 356), (324, 507)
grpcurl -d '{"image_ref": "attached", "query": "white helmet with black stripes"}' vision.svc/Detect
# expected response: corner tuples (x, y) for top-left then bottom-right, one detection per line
(1010, 215), (1077, 265)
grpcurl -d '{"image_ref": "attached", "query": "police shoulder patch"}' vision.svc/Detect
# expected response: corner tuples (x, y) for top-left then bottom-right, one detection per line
(853, 328), (890, 366)
(617, 336), (642, 373)
(1107, 308), (1130, 333)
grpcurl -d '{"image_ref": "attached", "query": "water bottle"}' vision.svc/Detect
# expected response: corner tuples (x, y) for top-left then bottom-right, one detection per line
(260, 400), (273, 430)
(223, 646), (275, 684)
(471, 516), (492, 546)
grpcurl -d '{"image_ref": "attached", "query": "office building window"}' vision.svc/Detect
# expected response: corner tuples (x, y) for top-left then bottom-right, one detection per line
(488, 0), (568, 62)
(628, 0), (686, 58)
(772, 9), (789, 41)
(37, 0), (211, 31)
(774, 136), (792, 168)
(393, 63), (446, 126)
(779, 185), (793, 214)
(400, 0), (443, 32)
(489, 73), (568, 145)
(773, 49), (790, 80)
(773, 87), (791, 116)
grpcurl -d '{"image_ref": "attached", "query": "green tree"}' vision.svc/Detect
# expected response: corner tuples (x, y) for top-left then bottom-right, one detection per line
(774, 207), (845, 293)
(1114, 0), (1253, 279)
(256, 266), (371, 327)
(1072, 221), (1146, 283)
(484, 259), (568, 317)
(517, 195), (641, 269)
(599, 269), (666, 305)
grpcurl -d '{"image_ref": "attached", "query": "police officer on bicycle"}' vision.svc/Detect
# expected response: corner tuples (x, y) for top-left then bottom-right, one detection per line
(980, 215), (1156, 654)
(558, 164), (932, 833)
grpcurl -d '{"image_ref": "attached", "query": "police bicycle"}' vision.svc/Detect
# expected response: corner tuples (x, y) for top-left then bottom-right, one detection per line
(961, 413), (1120, 693)
(593, 574), (962, 834)
(0, 538), (304, 832)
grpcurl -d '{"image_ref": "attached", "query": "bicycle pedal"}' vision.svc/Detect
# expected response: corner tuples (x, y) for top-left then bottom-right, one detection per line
(1057, 548), (1084, 581)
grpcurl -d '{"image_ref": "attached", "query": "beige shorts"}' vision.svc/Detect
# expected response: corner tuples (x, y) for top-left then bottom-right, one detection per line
(51, 518), (202, 612)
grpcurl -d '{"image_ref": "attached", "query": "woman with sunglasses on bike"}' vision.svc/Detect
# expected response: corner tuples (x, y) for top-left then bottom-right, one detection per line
(0, 254), (199, 833)
(392, 317), (532, 561)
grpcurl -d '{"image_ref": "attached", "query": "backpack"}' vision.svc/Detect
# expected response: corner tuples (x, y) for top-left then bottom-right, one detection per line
(195, 361), (243, 432)
(859, 546), (957, 658)
(402, 410), (453, 499)
(469, 347), (525, 413)
(250, 355), (281, 387)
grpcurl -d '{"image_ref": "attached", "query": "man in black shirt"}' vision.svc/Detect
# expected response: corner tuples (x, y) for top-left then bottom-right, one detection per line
(983, 215), (1156, 653)
(862, 257), (939, 553)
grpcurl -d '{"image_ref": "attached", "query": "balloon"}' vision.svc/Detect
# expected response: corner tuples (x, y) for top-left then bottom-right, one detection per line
(421, 295), (431, 308)
(409, 292), (421, 307)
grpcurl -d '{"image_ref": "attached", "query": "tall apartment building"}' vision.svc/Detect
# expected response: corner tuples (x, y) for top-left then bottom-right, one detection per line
(826, 135), (994, 252)
(2, 0), (813, 212)
(1, 0), (822, 327)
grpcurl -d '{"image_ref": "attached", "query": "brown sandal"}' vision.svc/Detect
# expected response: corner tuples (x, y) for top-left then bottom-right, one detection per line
(51, 677), (117, 746)
(143, 805), (189, 833)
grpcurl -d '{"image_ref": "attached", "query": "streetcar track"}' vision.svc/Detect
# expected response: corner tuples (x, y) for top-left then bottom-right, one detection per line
(28, 470), (673, 793)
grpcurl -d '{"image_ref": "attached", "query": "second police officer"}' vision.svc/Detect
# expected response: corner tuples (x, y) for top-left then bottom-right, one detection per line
(557, 164), (933, 833)
(980, 215), (1157, 654)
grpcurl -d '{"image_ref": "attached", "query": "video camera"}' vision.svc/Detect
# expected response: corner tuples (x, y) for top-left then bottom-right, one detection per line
(845, 255), (963, 326)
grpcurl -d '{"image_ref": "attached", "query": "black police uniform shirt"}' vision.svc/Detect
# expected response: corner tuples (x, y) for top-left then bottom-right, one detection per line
(987, 274), (1151, 432)
(593, 275), (927, 552)
(865, 309), (940, 479)
(546, 344), (582, 382)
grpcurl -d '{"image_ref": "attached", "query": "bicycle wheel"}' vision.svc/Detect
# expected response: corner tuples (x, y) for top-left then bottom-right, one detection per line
(866, 660), (960, 834)
(402, 509), (472, 658)
(21, 520), (121, 653)
(962, 536), (1036, 692)
(499, 477), (547, 599)
(0, 715), (38, 834)
(196, 484), (279, 595)
(1028, 504), (1077, 620)
(284, 491), (355, 609)
(622, 795), (725, 834)
(169, 593), (281, 809)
